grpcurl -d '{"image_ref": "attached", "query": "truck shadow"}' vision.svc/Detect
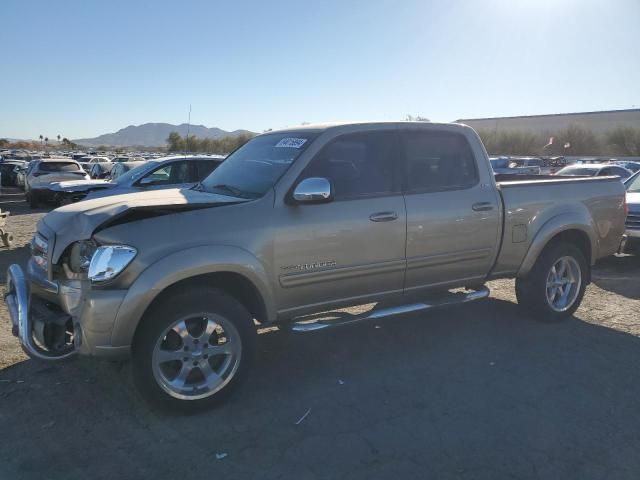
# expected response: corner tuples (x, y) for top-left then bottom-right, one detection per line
(1, 298), (640, 479)
(592, 253), (640, 299)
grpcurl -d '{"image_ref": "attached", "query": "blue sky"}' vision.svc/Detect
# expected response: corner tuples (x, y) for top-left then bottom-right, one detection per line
(2, 0), (639, 139)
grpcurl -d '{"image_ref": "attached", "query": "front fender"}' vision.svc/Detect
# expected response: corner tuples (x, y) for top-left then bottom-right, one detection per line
(517, 211), (597, 277)
(109, 245), (275, 347)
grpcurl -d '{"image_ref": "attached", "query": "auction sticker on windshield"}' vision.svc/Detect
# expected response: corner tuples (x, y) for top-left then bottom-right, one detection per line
(275, 138), (307, 148)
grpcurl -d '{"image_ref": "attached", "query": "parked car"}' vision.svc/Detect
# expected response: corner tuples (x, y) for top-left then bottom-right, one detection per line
(4, 122), (627, 411)
(109, 161), (146, 181)
(508, 157), (546, 174)
(49, 156), (221, 204)
(489, 157), (540, 175)
(555, 163), (633, 180)
(25, 159), (90, 208)
(611, 160), (640, 173)
(112, 155), (144, 163)
(623, 170), (640, 253)
(89, 162), (115, 179)
(0, 160), (27, 186)
(15, 163), (30, 190)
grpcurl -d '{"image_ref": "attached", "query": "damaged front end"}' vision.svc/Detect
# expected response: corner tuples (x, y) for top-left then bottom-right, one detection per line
(5, 264), (78, 360)
(4, 233), (137, 361)
(4, 188), (249, 361)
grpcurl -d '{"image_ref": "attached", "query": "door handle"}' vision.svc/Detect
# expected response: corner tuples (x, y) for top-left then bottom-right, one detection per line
(369, 211), (398, 222)
(472, 202), (494, 212)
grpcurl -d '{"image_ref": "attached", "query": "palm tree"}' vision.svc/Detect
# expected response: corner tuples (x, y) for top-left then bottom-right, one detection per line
(57, 134), (61, 144)
(44, 137), (49, 147)
(39, 134), (43, 145)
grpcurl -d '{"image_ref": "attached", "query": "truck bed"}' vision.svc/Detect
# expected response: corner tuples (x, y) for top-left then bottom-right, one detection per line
(490, 174), (626, 278)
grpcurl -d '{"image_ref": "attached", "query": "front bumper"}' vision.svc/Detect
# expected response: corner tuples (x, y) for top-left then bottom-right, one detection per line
(31, 188), (59, 203)
(5, 264), (78, 360)
(4, 262), (130, 361)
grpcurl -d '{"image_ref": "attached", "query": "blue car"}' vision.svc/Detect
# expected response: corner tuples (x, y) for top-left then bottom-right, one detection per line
(49, 155), (224, 204)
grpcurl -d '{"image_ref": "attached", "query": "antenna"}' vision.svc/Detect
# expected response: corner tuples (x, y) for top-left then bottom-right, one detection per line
(184, 104), (192, 155)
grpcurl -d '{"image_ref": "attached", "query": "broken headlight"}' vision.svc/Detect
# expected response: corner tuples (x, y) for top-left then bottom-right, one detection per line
(88, 245), (137, 283)
(68, 240), (97, 273)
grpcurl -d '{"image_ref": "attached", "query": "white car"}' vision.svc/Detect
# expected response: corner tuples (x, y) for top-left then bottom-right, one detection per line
(25, 159), (90, 208)
(555, 163), (633, 180)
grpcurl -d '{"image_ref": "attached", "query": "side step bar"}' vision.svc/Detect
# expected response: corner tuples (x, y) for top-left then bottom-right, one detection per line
(292, 286), (490, 332)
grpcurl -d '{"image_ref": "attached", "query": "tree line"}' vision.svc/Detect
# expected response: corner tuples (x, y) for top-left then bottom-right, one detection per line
(166, 132), (255, 154)
(476, 125), (640, 157)
(3, 125), (640, 157)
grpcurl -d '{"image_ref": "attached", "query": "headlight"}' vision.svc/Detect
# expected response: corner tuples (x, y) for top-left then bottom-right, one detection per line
(88, 245), (137, 283)
(32, 233), (49, 271)
(68, 240), (97, 273)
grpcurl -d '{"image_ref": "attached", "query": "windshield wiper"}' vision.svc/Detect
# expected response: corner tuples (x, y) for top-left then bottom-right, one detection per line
(191, 181), (204, 192)
(210, 183), (249, 198)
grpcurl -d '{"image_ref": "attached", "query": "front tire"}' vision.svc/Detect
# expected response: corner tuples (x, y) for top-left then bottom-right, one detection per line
(132, 286), (257, 411)
(515, 242), (588, 321)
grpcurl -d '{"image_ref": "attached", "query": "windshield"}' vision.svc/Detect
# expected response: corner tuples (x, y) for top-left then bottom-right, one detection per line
(113, 161), (156, 184)
(200, 132), (318, 198)
(627, 172), (640, 192)
(556, 166), (598, 176)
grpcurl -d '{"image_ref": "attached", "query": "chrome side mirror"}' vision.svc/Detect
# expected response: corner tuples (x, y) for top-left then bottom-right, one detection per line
(292, 177), (332, 203)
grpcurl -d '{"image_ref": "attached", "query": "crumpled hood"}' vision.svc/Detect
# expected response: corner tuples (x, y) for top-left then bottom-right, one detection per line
(50, 179), (114, 192)
(39, 188), (248, 262)
(627, 191), (640, 213)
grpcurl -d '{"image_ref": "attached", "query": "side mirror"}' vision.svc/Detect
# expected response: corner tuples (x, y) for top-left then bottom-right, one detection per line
(138, 176), (156, 186)
(292, 177), (333, 203)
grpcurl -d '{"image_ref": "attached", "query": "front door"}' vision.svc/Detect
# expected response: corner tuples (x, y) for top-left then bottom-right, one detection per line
(400, 129), (501, 293)
(273, 129), (406, 318)
(136, 160), (197, 191)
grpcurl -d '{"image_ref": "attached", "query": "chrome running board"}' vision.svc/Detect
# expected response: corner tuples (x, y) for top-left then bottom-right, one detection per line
(291, 286), (490, 332)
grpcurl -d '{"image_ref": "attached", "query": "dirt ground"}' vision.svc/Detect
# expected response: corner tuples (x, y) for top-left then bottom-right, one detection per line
(1, 192), (639, 480)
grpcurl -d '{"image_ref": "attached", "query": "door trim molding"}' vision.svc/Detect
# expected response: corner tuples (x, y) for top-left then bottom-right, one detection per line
(406, 247), (493, 270)
(279, 258), (406, 288)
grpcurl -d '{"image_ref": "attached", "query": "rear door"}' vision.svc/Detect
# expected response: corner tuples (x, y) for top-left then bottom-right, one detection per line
(401, 129), (501, 294)
(273, 129), (407, 316)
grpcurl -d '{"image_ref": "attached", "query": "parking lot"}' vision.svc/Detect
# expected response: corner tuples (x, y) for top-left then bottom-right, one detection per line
(0, 193), (639, 480)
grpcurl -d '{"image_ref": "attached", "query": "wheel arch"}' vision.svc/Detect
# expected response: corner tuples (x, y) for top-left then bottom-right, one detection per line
(517, 213), (596, 278)
(110, 245), (275, 348)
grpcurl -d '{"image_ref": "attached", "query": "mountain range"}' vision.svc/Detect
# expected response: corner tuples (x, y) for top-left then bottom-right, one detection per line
(74, 123), (254, 147)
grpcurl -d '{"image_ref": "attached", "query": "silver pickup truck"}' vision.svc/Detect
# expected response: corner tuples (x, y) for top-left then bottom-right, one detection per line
(5, 122), (626, 411)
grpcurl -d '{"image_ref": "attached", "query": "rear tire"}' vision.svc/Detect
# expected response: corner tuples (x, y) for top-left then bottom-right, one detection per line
(515, 242), (588, 321)
(132, 286), (257, 412)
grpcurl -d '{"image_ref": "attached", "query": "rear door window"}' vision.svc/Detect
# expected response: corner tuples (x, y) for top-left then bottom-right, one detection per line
(401, 130), (479, 193)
